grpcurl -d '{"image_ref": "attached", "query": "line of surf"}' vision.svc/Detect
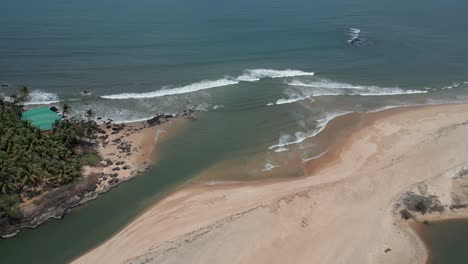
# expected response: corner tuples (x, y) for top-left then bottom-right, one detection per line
(101, 69), (315, 100)
(269, 79), (428, 106)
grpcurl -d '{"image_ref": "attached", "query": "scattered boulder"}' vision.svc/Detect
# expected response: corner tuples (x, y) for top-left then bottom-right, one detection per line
(49, 106), (59, 113)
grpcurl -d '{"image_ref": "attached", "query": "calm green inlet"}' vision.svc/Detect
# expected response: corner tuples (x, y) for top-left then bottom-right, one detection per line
(414, 219), (468, 264)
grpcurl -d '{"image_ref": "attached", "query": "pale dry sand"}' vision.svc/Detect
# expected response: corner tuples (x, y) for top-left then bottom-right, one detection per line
(74, 103), (468, 264)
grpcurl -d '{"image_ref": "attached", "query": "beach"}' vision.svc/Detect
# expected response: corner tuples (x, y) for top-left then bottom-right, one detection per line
(74, 103), (468, 264)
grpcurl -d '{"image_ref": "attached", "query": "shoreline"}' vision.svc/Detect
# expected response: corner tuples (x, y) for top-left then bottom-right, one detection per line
(73, 102), (468, 264)
(0, 113), (188, 238)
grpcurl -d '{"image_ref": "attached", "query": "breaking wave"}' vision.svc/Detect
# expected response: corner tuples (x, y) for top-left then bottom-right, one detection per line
(271, 78), (428, 106)
(23, 90), (60, 105)
(269, 112), (350, 151)
(274, 95), (312, 105)
(288, 79), (427, 96)
(236, 69), (314, 82)
(102, 79), (239, 99)
(101, 68), (315, 100)
(347, 28), (361, 43)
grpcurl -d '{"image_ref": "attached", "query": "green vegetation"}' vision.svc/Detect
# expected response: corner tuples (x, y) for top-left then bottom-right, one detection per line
(80, 153), (100, 166)
(0, 89), (98, 220)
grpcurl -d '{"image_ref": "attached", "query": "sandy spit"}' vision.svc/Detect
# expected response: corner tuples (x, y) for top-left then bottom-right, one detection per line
(74, 103), (468, 264)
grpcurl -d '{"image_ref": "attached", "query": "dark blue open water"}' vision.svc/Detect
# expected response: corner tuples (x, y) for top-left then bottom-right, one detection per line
(1, 0), (468, 263)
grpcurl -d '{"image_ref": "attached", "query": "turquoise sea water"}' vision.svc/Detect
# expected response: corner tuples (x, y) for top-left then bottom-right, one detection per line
(1, 0), (468, 263)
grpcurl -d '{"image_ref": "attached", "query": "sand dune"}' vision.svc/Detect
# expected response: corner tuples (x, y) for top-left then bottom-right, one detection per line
(74, 103), (468, 264)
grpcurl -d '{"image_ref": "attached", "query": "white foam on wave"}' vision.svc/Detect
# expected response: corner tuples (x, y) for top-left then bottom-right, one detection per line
(101, 69), (315, 100)
(442, 81), (466, 90)
(268, 112), (350, 151)
(236, 69), (315, 82)
(275, 147), (289, 153)
(271, 78), (427, 106)
(287, 79), (427, 97)
(348, 28), (361, 42)
(275, 95), (310, 105)
(23, 90), (60, 105)
(102, 79), (239, 99)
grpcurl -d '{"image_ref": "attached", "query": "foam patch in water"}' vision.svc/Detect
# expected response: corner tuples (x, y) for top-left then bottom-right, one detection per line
(269, 112), (350, 151)
(261, 160), (278, 171)
(23, 90), (60, 105)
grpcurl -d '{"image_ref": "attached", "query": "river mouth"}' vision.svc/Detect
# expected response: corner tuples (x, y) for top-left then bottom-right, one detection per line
(3, 0), (468, 263)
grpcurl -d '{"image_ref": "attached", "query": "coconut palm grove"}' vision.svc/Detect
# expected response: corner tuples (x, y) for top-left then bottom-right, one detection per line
(0, 88), (97, 220)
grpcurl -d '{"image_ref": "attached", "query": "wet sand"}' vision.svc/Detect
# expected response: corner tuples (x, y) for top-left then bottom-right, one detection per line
(74, 103), (468, 264)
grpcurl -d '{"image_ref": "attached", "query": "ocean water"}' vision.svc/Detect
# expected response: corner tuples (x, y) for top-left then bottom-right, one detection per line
(1, 0), (468, 263)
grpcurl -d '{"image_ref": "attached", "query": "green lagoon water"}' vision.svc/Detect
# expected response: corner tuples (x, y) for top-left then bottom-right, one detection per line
(415, 220), (468, 264)
(1, 0), (468, 263)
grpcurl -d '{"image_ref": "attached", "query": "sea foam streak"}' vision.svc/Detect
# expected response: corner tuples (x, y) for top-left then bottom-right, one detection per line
(274, 95), (311, 105)
(287, 79), (427, 97)
(302, 150), (328, 162)
(269, 112), (350, 151)
(236, 69), (315, 82)
(269, 78), (427, 106)
(102, 69), (315, 100)
(23, 90), (60, 105)
(102, 79), (239, 99)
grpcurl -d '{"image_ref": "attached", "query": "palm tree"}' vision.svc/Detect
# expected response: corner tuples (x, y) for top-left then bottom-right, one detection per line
(0, 96), (5, 112)
(85, 109), (95, 121)
(61, 103), (71, 117)
(17, 86), (31, 104)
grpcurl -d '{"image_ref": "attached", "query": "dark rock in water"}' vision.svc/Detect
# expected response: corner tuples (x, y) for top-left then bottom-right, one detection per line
(49, 106), (59, 113)
(1, 83), (9, 87)
(350, 38), (361, 44)
(81, 90), (91, 95)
